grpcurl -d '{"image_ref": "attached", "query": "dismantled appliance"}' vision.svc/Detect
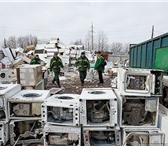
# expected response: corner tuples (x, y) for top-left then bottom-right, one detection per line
(117, 68), (163, 96)
(10, 119), (43, 145)
(0, 122), (9, 145)
(160, 76), (168, 108)
(80, 88), (118, 127)
(158, 104), (168, 144)
(0, 84), (21, 122)
(83, 127), (121, 146)
(114, 89), (159, 128)
(44, 124), (81, 146)
(42, 94), (80, 126)
(122, 128), (165, 146)
(0, 69), (9, 83)
(8, 90), (50, 119)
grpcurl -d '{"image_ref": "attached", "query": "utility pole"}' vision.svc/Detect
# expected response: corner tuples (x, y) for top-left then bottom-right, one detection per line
(151, 25), (154, 39)
(91, 22), (94, 51)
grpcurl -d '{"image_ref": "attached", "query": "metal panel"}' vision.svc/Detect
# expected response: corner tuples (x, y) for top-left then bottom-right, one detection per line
(129, 33), (168, 70)
(154, 47), (168, 71)
(161, 35), (168, 48)
(152, 38), (161, 68)
(133, 47), (137, 67)
(141, 44), (147, 68)
(146, 41), (153, 69)
(137, 46), (141, 67)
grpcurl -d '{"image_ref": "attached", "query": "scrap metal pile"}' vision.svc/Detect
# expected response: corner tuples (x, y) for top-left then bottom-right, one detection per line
(0, 66), (167, 146)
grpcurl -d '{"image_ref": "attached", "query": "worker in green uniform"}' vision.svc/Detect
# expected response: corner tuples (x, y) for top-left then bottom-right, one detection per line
(94, 51), (105, 85)
(75, 52), (90, 86)
(30, 54), (41, 64)
(50, 52), (64, 88)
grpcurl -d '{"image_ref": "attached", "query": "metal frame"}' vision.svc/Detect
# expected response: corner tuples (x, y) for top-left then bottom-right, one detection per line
(83, 126), (121, 146)
(9, 119), (43, 145)
(0, 122), (9, 145)
(8, 90), (50, 120)
(44, 124), (81, 146)
(80, 88), (118, 127)
(117, 68), (163, 96)
(42, 94), (80, 126)
(122, 128), (165, 146)
(0, 84), (21, 122)
(114, 89), (159, 128)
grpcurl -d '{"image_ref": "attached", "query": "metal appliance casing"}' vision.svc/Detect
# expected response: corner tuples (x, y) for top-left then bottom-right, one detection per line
(122, 128), (165, 146)
(117, 68), (163, 96)
(0, 84), (21, 122)
(8, 90), (50, 120)
(80, 88), (118, 127)
(44, 124), (81, 146)
(114, 89), (159, 128)
(9, 119), (43, 145)
(0, 122), (9, 145)
(42, 94), (80, 126)
(83, 126), (121, 146)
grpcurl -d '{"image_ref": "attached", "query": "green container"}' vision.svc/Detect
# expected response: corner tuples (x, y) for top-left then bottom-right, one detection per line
(154, 47), (168, 71)
(129, 32), (168, 72)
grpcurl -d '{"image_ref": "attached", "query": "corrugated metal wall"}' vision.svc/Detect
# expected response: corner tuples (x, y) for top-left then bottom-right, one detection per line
(129, 33), (168, 71)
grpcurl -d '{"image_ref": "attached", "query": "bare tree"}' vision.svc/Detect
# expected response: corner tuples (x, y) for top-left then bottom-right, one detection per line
(110, 42), (130, 53)
(17, 35), (38, 49)
(72, 39), (83, 45)
(110, 42), (123, 53)
(96, 31), (108, 52)
(7, 36), (17, 48)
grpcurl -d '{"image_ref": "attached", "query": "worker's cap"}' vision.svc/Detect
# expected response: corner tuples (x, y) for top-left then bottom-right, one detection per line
(81, 52), (85, 55)
(54, 52), (58, 55)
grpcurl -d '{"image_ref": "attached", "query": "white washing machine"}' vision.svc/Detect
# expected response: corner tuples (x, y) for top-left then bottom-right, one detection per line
(122, 128), (164, 146)
(0, 122), (9, 145)
(44, 124), (81, 146)
(42, 94), (80, 126)
(80, 88), (118, 127)
(0, 84), (21, 122)
(9, 119), (43, 145)
(117, 68), (163, 96)
(0, 69), (9, 83)
(114, 89), (159, 128)
(83, 126), (121, 146)
(8, 90), (50, 120)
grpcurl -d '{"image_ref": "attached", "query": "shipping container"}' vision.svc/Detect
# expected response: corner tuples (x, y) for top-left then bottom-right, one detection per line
(129, 32), (168, 72)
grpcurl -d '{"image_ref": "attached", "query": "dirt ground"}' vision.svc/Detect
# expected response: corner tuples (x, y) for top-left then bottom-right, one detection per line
(46, 73), (112, 94)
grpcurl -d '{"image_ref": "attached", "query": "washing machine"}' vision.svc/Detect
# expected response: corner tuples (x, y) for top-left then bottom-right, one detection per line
(0, 122), (9, 145)
(42, 94), (80, 126)
(122, 128), (164, 146)
(83, 126), (121, 146)
(117, 68), (163, 96)
(0, 84), (21, 122)
(9, 119), (43, 145)
(8, 90), (50, 120)
(0, 69), (9, 83)
(80, 88), (118, 127)
(44, 124), (81, 146)
(114, 89), (159, 128)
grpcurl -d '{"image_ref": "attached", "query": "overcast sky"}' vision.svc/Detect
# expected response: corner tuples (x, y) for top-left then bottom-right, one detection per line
(0, 1), (168, 45)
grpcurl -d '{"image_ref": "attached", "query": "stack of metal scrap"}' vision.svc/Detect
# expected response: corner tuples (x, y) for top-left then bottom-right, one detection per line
(42, 94), (81, 146)
(80, 88), (121, 146)
(0, 84), (21, 145)
(8, 89), (50, 146)
(114, 68), (164, 146)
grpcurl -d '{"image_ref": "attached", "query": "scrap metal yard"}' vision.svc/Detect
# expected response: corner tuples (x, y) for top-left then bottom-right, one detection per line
(0, 2), (168, 145)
